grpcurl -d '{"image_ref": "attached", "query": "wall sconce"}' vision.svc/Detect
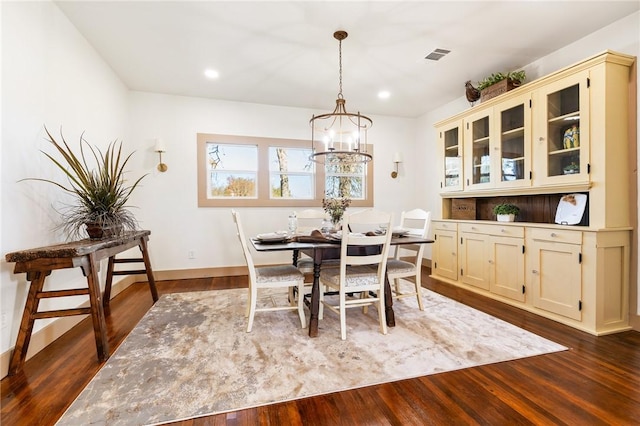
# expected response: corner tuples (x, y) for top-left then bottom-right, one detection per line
(154, 139), (168, 172)
(391, 152), (403, 178)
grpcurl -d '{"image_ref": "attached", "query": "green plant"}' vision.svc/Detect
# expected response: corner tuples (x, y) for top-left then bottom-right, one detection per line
(477, 70), (526, 91)
(493, 203), (520, 216)
(22, 127), (147, 239)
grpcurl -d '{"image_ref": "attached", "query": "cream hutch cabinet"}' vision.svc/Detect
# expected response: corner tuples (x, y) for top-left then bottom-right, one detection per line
(432, 51), (635, 335)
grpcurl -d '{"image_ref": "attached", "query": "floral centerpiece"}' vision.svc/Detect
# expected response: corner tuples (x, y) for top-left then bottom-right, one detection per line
(322, 197), (351, 227)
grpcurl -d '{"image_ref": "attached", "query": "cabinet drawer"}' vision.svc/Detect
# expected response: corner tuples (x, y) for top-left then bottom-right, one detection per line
(460, 223), (524, 238)
(433, 221), (458, 231)
(529, 228), (582, 244)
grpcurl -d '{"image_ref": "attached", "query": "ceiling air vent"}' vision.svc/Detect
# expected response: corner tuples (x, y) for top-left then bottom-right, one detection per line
(425, 48), (451, 61)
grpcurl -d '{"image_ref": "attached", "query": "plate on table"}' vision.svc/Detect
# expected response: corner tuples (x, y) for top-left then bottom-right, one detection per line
(255, 232), (289, 243)
(392, 228), (410, 237)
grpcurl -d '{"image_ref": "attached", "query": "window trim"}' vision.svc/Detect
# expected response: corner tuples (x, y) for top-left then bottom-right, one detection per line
(197, 133), (374, 208)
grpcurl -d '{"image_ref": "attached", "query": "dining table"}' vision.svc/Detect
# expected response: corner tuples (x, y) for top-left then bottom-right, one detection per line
(251, 233), (433, 337)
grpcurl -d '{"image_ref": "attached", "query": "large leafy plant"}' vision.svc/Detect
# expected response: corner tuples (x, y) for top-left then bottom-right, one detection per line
(23, 127), (146, 239)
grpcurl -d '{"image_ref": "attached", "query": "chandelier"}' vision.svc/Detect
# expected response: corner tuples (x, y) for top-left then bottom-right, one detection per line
(310, 30), (373, 164)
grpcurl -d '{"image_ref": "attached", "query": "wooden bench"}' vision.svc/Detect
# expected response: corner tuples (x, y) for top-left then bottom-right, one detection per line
(4, 230), (158, 375)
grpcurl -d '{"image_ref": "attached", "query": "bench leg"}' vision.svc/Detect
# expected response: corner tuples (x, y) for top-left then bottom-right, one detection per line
(8, 271), (48, 375)
(85, 253), (109, 362)
(139, 237), (159, 303)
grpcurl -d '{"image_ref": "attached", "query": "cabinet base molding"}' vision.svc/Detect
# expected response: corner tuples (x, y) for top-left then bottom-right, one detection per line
(429, 274), (631, 336)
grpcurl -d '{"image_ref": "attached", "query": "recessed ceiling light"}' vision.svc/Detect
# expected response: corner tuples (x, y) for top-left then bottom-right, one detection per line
(378, 91), (390, 99)
(204, 69), (219, 79)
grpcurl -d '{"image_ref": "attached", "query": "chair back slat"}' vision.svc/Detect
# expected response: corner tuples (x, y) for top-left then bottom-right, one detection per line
(294, 209), (329, 233)
(340, 209), (393, 288)
(394, 209), (431, 261)
(231, 210), (257, 282)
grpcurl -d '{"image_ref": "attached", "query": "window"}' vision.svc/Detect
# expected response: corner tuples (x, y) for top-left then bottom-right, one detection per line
(208, 144), (258, 198)
(197, 133), (373, 207)
(268, 146), (314, 200)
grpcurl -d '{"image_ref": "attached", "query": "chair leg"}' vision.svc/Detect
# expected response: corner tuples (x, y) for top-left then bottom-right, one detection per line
(245, 287), (251, 318)
(415, 275), (424, 311)
(247, 287), (257, 332)
(297, 283), (306, 328)
(378, 297), (388, 336)
(288, 286), (296, 305)
(319, 283), (325, 320)
(361, 291), (369, 314)
(339, 291), (347, 340)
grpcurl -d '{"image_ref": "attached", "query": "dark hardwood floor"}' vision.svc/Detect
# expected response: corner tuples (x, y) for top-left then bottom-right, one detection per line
(2, 270), (639, 425)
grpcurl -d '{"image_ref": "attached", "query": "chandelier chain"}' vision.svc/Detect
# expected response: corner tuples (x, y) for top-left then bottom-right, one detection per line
(338, 38), (343, 98)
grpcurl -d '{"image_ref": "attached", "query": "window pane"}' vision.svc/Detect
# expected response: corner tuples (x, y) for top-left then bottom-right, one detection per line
(270, 174), (314, 199)
(210, 172), (257, 198)
(325, 159), (365, 200)
(207, 143), (258, 198)
(208, 143), (258, 171)
(269, 147), (313, 172)
(269, 147), (314, 199)
(325, 176), (364, 199)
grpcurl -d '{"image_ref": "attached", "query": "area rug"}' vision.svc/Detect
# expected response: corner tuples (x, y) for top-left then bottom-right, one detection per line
(57, 287), (566, 425)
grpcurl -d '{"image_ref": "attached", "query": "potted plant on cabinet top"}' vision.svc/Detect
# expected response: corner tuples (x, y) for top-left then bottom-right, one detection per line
(477, 70), (526, 102)
(22, 127), (147, 240)
(493, 203), (520, 222)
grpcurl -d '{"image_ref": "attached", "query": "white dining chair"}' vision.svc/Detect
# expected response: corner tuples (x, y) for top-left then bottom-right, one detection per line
(231, 210), (306, 332)
(319, 209), (393, 340)
(387, 209), (431, 310)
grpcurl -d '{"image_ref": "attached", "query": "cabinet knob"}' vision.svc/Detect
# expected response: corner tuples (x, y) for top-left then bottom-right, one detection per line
(488, 259), (494, 264)
(539, 137), (544, 141)
(532, 269), (539, 274)
(472, 226), (477, 230)
(501, 228), (506, 233)
(550, 232), (557, 237)
(451, 252), (456, 256)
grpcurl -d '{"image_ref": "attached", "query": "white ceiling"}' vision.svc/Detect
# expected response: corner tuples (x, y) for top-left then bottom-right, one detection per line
(55, 1), (639, 118)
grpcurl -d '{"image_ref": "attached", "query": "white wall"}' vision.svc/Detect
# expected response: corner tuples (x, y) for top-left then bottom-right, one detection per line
(128, 92), (418, 270)
(1, 2), (130, 360)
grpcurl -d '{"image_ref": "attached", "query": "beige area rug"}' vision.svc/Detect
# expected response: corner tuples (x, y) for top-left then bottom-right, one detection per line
(57, 287), (566, 425)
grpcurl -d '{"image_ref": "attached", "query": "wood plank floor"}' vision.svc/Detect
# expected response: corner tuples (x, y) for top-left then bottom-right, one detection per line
(2, 270), (639, 425)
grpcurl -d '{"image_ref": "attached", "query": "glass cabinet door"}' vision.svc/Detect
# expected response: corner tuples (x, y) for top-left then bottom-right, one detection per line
(535, 71), (589, 184)
(464, 108), (493, 189)
(438, 120), (463, 192)
(496, 94), (531, 188)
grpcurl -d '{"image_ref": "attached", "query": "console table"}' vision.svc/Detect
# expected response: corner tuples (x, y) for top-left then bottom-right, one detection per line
(4, 230), (158, 375)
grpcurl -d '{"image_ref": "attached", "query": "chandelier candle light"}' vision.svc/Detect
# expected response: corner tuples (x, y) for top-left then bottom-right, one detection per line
(310, 30), (373, 164)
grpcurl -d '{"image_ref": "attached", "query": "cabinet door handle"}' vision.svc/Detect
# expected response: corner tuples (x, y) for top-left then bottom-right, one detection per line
(451, 252), (456, 256)
(550, 233), (557, 237)
(539, 137), (544, 141)
(532, 269), (539, 274)
(501, 228), (506, 233)
(488, 260), (494, 264)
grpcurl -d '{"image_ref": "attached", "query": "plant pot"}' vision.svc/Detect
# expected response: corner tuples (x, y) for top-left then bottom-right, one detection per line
(85, 223), (124, 239)
(496, 214), (515, 222)
(480, 78), (521, 102)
